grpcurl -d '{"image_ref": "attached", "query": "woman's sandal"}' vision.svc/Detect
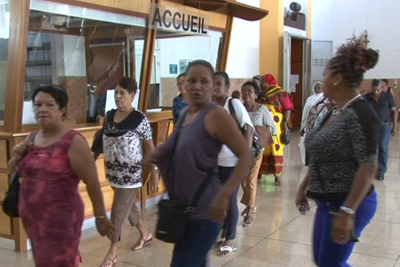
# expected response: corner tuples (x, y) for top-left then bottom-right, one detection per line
(217, 245), (237, 256)
(275, 177), (282, 186)
(243, 215), (253, 227)
(100, 256), (117, 267)
(241, 206), (257, 217)
(132, 233), (153, 251)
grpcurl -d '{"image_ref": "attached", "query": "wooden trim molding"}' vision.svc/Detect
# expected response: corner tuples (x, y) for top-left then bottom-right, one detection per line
(172, 0), (268, 21)
(4, 0), (30, 133)
(218, 15), (233, 71)
(48, 0), (150, 19)
(138, 0), (158, 112)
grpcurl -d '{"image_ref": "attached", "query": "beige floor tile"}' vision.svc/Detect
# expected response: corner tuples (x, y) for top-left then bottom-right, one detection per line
(352, 242), (400, 260)
(267, 223), (313, 245)
(81, 254), (143, 267)
(348, 254), (397, 267)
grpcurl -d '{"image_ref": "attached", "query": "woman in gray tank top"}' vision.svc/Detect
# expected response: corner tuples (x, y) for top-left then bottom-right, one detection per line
(145, 60), (254, 267)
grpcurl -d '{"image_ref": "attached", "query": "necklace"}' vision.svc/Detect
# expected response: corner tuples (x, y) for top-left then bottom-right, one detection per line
(332, 94), (362, 117)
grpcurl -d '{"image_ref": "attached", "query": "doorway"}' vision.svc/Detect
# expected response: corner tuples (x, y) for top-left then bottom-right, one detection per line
(283, 32), (308, 130)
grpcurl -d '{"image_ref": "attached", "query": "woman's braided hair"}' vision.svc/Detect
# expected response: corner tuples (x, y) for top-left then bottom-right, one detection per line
(328, 35), (379, 88)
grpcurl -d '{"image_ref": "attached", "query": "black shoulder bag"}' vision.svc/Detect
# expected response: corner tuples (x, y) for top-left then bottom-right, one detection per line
(228, 98), (262, 157)
(3, 132), (37, 218)
(91, 110), (115, 154)
(156, 113), (216, 244)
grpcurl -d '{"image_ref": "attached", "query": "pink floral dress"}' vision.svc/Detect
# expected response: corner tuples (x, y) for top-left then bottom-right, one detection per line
(18, 130), (84, 267)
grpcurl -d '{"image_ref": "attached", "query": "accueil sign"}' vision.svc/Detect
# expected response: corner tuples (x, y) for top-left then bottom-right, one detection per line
(148, 3), (209, 34)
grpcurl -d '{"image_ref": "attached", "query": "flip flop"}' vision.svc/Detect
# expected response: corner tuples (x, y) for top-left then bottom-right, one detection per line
(241, 207), (257, 217)
(100, 256), (117, 267)
(241, 207), (249, 217)
(132, 233), (153, 251)
(217, 245), (237, 256)
(243, 215), (253, 227)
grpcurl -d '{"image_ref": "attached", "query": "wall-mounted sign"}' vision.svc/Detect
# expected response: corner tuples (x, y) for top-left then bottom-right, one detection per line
(179, 59), (192, 74)
(149, 3), (209, 34)
(169, 64), (178, 74)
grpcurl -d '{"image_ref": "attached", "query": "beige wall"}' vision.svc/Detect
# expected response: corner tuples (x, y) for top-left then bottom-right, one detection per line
(259, 0), (284, 84)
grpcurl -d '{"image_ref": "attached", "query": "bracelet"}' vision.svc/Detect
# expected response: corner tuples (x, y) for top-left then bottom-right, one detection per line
(95, 215), (107, 219)
(339, 206), (355, 215)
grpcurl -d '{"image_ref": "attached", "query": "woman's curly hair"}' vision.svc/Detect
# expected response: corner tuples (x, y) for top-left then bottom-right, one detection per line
(328, 35), (379, 88)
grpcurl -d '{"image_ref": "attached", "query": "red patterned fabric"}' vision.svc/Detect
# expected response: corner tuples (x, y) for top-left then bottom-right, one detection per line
(18, 130), (84, 267)
(261, 74), (278, 86)
(258, 85), (294, 113)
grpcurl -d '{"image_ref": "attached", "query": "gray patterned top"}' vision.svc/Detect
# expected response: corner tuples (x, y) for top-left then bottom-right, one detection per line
(248, 104), (278, 136)
(306, 99), (380, 200)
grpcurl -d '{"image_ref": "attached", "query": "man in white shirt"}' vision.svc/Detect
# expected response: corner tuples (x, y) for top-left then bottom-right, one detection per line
(213, 72), (254, 256)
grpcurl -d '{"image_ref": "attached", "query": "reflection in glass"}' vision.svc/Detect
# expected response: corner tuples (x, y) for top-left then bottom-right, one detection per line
(23, 0), (146, 125)
(148, 30), (223, 112)
(0, 0), (11, 123)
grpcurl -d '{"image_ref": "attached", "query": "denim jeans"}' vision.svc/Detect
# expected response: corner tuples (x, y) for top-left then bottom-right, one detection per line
(378, 122), (391, 174)
(170, 220), (221, 267)
(312, 190), (378, 267)
(218, 166), (239, 240)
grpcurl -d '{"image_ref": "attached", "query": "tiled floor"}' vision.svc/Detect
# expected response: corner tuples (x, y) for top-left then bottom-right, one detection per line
(2, 131), (400, 267)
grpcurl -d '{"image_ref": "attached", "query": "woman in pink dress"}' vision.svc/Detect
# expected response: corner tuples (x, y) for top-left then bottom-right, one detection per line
(9, 85), (115, 267)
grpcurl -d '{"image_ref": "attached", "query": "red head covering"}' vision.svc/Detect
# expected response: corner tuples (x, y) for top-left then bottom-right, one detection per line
(261, 74), (277, 86)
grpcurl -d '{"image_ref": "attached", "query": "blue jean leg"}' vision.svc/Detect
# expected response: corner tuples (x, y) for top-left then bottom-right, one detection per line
(170, 220), (221, 267)
(313, 190), (378, 267)
(218, 166), (239, 240)
(378, 122), (391, 174)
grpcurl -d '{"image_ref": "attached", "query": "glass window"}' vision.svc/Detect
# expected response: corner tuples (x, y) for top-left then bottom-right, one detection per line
(23, 0), (147, 125)
(148, 29), (224, 112)
(0, 0), (11, 125)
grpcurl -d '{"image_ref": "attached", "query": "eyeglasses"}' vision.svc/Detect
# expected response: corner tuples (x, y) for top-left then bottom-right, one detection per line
(241, 89), (255, 94)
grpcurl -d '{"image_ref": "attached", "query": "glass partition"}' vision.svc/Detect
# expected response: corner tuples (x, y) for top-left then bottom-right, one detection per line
(0, 0), (11, 125)
(147, 30), (223, 112)
(23, 0), (147, 125)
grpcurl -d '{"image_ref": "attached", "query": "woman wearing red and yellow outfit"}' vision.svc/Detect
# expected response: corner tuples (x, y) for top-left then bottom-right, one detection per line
(256, 74), (293, 185)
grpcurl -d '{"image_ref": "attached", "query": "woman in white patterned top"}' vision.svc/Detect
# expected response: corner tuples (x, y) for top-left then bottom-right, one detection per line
(94, 77), (159, 267)
(240, 81), (277, 226)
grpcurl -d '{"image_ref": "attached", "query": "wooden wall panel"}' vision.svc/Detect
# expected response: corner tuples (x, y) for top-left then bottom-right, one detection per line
(0, 209), (12, 235)
(80, 185), (114, 218)
(0, 173), (9, 201)
(0, 140), (8, 170)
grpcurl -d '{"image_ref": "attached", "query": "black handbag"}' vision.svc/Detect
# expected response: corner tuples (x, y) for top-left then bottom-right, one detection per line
(281, 131), (291, 145)
(155, 112), (215, 244)
(2, 132), (37, 218)
(228, 98), (262, 157)
(91, 110), (115, 154)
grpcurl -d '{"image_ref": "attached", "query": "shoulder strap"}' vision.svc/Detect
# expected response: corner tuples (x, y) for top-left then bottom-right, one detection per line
(189, 165), (216, 208)
(28, 131), (38, 143)
(228, 99), (242, 131)
(104, 109), (116, 130)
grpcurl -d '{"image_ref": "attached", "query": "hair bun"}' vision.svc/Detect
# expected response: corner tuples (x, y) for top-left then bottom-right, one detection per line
(363, 49), (379, 72)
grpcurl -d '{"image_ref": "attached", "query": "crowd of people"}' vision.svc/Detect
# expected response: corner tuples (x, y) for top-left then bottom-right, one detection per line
(8, 35), (393, 267)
